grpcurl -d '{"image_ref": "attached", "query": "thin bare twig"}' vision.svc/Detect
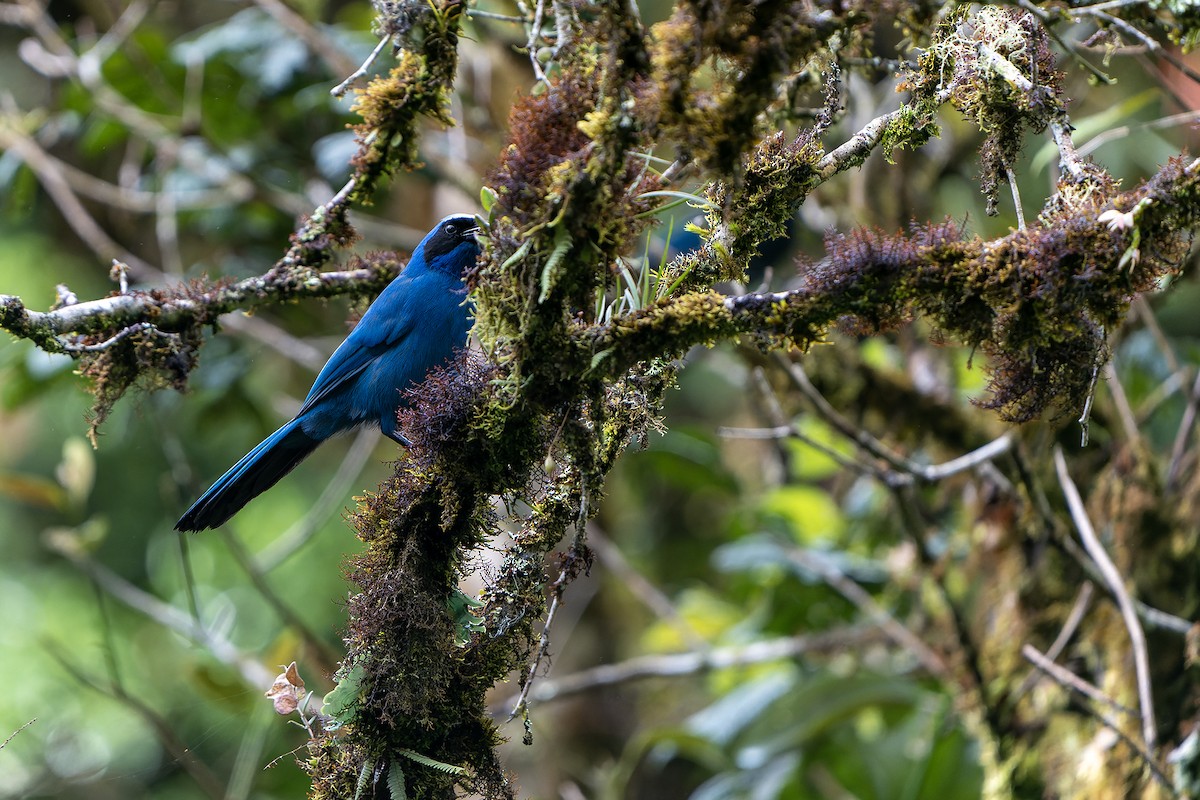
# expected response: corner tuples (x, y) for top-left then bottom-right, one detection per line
(256, 427), (379, 570)
(1166, 368), (1200, 490)
(785, 547), (950, 678)
(467, 9), (525, 23)
(919, 434), (1015, 481)
(1078, 352), (1102, 447)
(0, 125), (244, 212)
(1081, 7), (1200, 87)
(1015, 0), (1115, 85)
(770, 355), (1014, 485)
(0, 719), (36, 750)
(719, 422), (872, 475)
(253, 0), (358, 80)
(1021, 644), (1137, 716)
(774, 355), (922, 477)
(498, 626), (885, 708)
(1042, 581), (1096, 663)
(1103, 360), (1141, 446)
(1006, 167), (1026, 229)
(58, 322), (164, 352)
(218, 528), (342, 669)
(1079, 110), (1200, 159)
(1022, 644), (1171, 789)
(718, 423), (1014, 485)
(748, 365), (797, 482)
(1014, 582), (1094, 698)
(1053, 447), (1156, 751)
(53, 546), (274, 688)
(0, 255), (398, 354)
(47, 644), (227, 800)
(508, 522), (590, 721)
(976, 39), (1089, 182)
(0, 117), (159, 277)
(331, 34), (392, 97)
(531, 0), (550, 82)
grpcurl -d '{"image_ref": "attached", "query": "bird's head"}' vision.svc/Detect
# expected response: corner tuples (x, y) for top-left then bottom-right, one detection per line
(419, 214), (482, 276)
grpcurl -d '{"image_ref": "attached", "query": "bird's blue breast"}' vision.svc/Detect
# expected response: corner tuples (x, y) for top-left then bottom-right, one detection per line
(351, 270), (470, 421)
(295, 262), (471, 440)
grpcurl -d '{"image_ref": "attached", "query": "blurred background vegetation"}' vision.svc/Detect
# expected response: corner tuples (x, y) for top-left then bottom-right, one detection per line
(2, 1), (1199, 798)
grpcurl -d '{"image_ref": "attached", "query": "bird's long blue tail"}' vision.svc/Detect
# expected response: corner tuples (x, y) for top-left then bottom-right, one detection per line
(175, 420), (320, 532)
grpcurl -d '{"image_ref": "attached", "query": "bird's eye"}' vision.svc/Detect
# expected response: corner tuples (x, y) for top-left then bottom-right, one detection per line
(443, 223), (457, 236)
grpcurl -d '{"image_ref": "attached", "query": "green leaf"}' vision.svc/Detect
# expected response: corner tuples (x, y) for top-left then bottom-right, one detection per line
(0, 473), (67, 511)
(447, 589), (485, 647)
(480, 185), (498, 213)
(56, 437), (95, 511)
(499, 238), (533, 270)
(538, 226), (572, 304)
(636, 190), (720, 211)
(321, 664), (366, 730)
(387, 761), (408, 800)
(760, 485), (845, 542)
(641, 587), (741, 651)
(397, 748), (466, 775)
(714, 534), (887, 585)
(686, 668), (800, 747)
(353, 757), (374, 800)
(783, 418), (849, 481)
(1031, 89), (1158, 174)
(588, 348), (613, 372)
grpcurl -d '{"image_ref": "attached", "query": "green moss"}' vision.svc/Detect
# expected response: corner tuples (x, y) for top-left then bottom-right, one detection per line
(348, 2), (464, 201)
(879, 104), (941, 162)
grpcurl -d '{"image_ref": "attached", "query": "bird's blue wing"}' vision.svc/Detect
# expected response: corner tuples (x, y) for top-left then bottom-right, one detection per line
(295, 271), (421, 416)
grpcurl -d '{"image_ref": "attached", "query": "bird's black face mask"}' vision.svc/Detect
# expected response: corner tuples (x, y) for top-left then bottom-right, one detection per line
(422, 215), (481, 263)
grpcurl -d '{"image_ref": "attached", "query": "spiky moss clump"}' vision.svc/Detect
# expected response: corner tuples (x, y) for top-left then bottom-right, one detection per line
(658, 65), (838, 296)
(279, 196), (362, 272)
(587, 155), (1199, 428)
(1129, 155), (1200, 255)
(476, 22), (663, 421)
(481, 45), (660, 318)
(799, 157), (1191, 423)
(303, 737), (368, 800)
(803, 219), (1110, 422)
(582, 291), (745, 381)
(349, 0), (464, 201)
(485, 62), (598, 231)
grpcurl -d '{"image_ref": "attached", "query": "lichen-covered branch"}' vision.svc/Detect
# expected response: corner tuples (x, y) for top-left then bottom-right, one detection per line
(0, 259), (402, 352)
(0, 252), (405, 442)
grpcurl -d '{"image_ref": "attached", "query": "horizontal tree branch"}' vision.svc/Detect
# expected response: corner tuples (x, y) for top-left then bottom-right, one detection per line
(581, 153), (1200, 421)
(0, 258), (403, 354)
(496, 626), (887, 707)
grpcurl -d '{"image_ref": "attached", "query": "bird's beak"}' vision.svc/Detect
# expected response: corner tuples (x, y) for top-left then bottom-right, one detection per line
(465, 225), (482, 238)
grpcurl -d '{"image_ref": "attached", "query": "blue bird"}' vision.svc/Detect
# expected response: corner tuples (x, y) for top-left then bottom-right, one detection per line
(176, 214), (480, 532)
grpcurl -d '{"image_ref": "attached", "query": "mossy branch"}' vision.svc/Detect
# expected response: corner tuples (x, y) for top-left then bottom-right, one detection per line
(586, 153), (1199, 422)
(0, 253), (405, 443)
(0, 258), (403, 354)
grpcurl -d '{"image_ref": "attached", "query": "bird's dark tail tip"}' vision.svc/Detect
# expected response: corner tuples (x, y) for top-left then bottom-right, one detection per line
(175, 421), (320, 532)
